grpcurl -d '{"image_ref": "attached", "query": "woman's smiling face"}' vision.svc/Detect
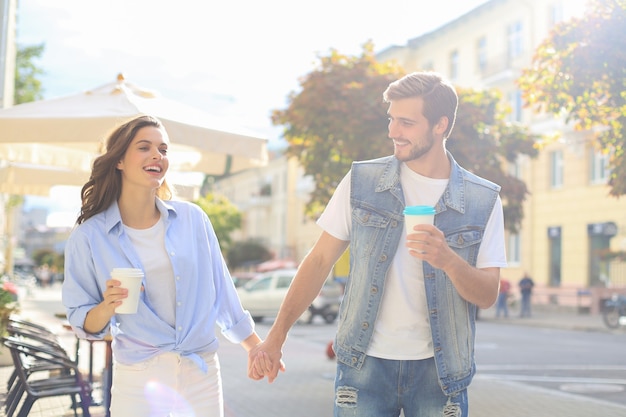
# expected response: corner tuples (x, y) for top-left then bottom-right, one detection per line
(116, 126), (170, 191)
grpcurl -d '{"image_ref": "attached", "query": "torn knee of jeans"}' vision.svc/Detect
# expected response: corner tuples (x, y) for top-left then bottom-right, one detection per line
(443, 396), (461, 417)
(335, 386), (358, 408)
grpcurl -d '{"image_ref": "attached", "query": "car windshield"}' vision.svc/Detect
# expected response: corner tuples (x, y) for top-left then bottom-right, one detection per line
(246, 277), (271, 291)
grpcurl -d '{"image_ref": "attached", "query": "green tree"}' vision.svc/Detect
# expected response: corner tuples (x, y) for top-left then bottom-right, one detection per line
(518, 0), (626, 196)
(226, 240), (272, 270)
(14, 43), (45, 104)
(3, 44), (45, 275)
(273, 44), (539, 232)
(194, 192), (241, 253)
(272, 42), (404, 217)
(31, 248), (56, 268)
(449, 88), (539, 232)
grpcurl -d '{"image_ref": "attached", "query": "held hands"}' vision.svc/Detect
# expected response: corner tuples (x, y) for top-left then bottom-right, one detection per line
(247, 339), (286, 383)
(406, 224), (458, 271)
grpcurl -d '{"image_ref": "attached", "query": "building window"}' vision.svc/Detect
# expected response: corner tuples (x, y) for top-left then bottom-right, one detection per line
(590, 149), (610, 184)
(449, 50), (459, 81)
(507, 90), (523, 122)
(548, 226), (562, 287)
(507, 233), (521, 265)
(507, 20), (523, 62)
(508, 156), (523, 179)
(549, 3), (564, 26)
(550, 150), (564, 188)
(477, 36), (487, 73)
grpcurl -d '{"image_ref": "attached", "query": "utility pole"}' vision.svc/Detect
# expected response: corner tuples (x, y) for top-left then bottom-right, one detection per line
(0, 0), (17, 278)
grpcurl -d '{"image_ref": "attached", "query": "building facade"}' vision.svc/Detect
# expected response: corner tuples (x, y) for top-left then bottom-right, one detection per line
(378, 0), (626, 310)
(214, 0), (625, 311)
(211, 154), (321, 268)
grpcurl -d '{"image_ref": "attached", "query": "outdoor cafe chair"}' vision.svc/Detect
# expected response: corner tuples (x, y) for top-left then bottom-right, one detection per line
(4, 317), (69, 396)
(2, 335), (92, 417)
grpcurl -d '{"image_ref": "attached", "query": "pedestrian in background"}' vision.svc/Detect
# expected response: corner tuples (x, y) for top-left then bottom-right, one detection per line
(250, 71), (507, 417)
(519, 272), (535, 318)
(62, 115), (272, 417)
(495, 278), (511, 318)
(36, 263), (51, 287)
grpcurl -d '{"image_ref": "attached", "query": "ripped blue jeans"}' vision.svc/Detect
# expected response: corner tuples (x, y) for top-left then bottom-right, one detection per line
(334, 356), (467, 417)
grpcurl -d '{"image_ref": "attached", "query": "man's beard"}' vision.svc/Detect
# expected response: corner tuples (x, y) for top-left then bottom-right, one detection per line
(394, 131), (435, 162)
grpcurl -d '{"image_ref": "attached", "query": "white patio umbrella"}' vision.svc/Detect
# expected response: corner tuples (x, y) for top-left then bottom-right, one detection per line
(0, 73), (268, 176)
(0, 161), (88, 196)
(0, 161), (88, 278)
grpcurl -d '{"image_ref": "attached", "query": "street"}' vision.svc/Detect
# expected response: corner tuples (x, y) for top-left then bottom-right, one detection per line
(219, 318), (337, 417)
(5, 286), (626, 417)
(217, 316), (626, 416)
(475, 321), (626, 408)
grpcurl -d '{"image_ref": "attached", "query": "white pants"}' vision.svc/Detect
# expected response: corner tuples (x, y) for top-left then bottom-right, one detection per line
(110, 351), (222, 417)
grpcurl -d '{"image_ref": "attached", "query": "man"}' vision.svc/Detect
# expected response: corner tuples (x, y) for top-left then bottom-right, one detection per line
(250, 72), (507, 416)
(519, 273), (535, 318)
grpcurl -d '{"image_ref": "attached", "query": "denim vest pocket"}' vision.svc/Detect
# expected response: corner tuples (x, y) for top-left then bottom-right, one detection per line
(445, 228), (482, 249)
(351, 207), (392, 261)
(353, 206), (390, 228)
(445, 228), (483, 267)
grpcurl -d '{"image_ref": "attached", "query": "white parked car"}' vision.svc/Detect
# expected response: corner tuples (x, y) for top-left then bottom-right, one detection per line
(236, 269), (343, 323)
(236, 269), (297, 322)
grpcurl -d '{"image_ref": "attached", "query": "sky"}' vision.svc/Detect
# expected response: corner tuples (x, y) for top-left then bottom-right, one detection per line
(16, 0), (489, 140)
(14, 0), (490, 224)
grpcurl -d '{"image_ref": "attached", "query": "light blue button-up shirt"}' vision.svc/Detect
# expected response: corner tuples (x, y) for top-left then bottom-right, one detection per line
(62, 198), (255, 372)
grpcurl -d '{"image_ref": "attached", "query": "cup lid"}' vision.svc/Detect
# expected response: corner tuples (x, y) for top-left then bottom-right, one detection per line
(403, 205), (436, 215)
(111, 268), (144, 275)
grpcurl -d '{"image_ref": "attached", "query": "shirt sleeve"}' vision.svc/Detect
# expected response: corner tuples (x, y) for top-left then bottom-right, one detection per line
(476, 195), (508, 269)
(202, 212), (255, 344)
(317, 171), (352, 241)
(62, 227), (109, 340)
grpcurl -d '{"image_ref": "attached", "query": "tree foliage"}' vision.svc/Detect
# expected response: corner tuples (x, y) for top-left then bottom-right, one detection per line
(226, 240), (272, 270)
(273, 44), (539, 232)
(518, 0), (626, 196)
(31, 248), (62, 270)
(193, 193), (241, 253)
(14, 43), (45, 104)
(272, 42), (404, 217)
(449, 89), (539, 232)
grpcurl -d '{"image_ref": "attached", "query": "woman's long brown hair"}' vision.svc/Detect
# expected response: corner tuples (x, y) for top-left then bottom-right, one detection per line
(76, 115), (173, 225)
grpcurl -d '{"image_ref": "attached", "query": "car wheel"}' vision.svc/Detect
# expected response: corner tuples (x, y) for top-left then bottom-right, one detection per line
(602, 307), (620, 329)
(323, 312), (337, 324)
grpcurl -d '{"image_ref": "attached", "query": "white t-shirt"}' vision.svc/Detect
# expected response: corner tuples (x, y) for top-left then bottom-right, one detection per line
(318, 162), (507, 360)
(124, 217), (177, 327)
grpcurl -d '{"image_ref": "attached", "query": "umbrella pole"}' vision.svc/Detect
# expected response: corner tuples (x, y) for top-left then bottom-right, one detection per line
(2, 195), (21, 278)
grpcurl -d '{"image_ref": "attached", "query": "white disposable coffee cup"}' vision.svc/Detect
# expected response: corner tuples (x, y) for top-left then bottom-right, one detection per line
(403, 205), (435, 235)
(111, 268), (144, 314)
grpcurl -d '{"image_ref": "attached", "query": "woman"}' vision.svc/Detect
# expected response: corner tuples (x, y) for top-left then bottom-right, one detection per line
(62, 115), (270, 416)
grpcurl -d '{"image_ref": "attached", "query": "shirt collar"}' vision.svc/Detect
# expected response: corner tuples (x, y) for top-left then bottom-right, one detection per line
(378, 152), (466, 214)
(104, 198), (178, 234)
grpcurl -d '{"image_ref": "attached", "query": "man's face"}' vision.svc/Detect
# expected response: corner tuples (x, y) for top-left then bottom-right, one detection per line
(387, 97), (436, 163)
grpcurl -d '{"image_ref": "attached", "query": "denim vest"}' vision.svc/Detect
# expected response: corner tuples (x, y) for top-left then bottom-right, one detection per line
(334, 153), (500, 395)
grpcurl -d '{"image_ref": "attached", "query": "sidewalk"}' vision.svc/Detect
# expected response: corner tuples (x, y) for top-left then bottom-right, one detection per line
(1, 284), (625, 417)
(477, 302), (612, 333)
